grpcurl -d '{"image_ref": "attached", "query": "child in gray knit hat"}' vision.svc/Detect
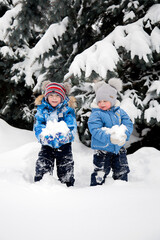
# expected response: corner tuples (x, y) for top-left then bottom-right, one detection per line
(88, 78), (133, 186)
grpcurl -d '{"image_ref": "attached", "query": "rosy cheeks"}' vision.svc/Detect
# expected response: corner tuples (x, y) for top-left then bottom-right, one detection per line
(98, 101), (111, 110)
(48, 94), (62, 107)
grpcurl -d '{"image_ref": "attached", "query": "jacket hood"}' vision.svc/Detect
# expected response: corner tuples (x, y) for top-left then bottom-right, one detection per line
(35, 94), (77, 109)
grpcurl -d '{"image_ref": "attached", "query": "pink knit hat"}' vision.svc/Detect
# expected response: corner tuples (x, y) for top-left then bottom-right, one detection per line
(45, 82), (66, 101)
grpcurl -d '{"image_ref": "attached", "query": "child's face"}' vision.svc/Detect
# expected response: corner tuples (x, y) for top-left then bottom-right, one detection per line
(98, 100), (111, 110)
(48, 93), (62, 107)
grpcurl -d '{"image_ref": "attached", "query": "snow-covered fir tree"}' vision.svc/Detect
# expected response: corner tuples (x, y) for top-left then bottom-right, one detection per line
(66, 2), (160, 152)
(0, 0), (159, 152)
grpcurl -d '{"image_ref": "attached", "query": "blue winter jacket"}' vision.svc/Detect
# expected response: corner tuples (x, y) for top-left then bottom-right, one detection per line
(88, 102), (133, 154)
(34, 97), (77, 148)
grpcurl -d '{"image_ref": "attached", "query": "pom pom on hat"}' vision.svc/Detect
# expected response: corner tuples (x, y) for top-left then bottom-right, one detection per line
(108, 78), (122, 92)
(63, 82), (71, 96)
(41, 80), (51, 92)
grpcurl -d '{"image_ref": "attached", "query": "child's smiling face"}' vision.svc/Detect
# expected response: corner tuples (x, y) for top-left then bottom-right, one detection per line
(98, 100), (111, 110)
(48, 93), (62, 107)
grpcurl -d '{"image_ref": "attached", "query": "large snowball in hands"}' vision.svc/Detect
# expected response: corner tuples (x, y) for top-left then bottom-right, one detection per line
(41, 120), (69, 138)
(103, 124), (127, 141)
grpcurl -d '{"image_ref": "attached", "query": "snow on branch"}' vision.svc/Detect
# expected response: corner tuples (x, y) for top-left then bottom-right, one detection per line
(66, 40), (120, 79)
(143, 4), (160, 25)
(0, 46), (14, 58)
(23, 17), (69, 87)
(148, 80), (160, 95)
(0, 3), (22, 41)
(151, 27), (160, 53)
(65, 4), (160, 79)
(120, 89), (142, 123)
(29, 17), (69, 65)
(143, 80), (160, 106)
(10, 17), (69, 87)
(144, 100), (160, 123)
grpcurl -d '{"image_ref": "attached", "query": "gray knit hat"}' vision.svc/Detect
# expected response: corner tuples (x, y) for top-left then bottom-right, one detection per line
(95, 78), (122, 107)
(96, 83), (117, 106)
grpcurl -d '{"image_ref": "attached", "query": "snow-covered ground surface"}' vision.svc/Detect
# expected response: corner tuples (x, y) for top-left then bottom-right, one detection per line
(0, 119), (160, 240)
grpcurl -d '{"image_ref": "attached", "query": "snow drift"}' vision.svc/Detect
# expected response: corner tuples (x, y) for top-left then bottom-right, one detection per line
(0, 119), (160, 240)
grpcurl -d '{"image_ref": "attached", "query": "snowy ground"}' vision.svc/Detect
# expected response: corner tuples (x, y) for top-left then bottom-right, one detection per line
(0, 119), (160, 240)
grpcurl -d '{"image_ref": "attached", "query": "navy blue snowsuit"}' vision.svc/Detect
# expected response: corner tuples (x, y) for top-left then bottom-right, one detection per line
(34, 97), (77, 186)
(34, 143), (75, 186)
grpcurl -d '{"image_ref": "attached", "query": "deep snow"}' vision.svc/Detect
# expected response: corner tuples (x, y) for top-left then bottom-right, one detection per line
(0, 119), (160, 240)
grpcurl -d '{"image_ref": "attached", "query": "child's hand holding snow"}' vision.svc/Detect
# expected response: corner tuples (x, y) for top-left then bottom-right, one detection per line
(39, 134), (54, 145)
(56, 132), (69, 144)
(102, 124), (127, 146)
(40, 120), (70, 145)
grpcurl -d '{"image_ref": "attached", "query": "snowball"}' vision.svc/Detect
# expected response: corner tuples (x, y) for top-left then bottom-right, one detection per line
(41, 120), (69, 138)
(102, 124), (127, 141)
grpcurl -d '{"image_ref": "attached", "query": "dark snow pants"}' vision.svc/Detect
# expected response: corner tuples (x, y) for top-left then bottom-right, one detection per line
(90, 147), (130, 186)
(34, 143), (75, 187)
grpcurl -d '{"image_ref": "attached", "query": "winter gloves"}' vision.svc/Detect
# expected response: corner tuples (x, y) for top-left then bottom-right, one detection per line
(39, 120), (70, 148)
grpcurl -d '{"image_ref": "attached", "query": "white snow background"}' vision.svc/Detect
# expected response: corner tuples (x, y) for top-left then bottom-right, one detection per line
(0, 118), (160, 240)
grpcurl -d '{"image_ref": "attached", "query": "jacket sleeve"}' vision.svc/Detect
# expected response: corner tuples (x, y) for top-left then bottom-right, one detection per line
(88, 111), (111, 144)
(33, 107), (46, 142)
(59, 108), (77, 143)
(120, 108), (133, 140)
